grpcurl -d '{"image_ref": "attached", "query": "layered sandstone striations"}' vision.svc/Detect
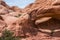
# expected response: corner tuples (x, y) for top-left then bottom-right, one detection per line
(0, 0), (60, 40)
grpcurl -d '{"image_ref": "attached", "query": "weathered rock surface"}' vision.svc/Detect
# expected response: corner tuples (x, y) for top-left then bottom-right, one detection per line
(10, 6), (23, 12)
(1, 0), (60, 40)
(0, 5), (9, 15)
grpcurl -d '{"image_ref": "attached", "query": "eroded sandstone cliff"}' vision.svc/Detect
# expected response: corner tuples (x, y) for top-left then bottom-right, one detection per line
(0, 0), (60, 40)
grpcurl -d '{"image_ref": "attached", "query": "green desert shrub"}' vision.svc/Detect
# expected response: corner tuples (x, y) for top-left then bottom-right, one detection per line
(15, 14), (21, 17)
(0, 29), (20, 40)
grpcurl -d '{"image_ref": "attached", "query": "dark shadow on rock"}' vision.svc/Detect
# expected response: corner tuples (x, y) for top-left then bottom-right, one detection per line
(20, 18), (60, 38)
(37, 18), (60, 37)
(21, 19), (39, 37)
(37, 18), (60, 30)
(52, 31), (60, 37)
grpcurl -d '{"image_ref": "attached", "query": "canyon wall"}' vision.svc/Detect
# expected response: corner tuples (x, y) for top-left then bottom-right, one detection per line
(0, 0), (60, 40)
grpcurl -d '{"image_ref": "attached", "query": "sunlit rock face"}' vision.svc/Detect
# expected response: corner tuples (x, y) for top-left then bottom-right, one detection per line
(24, 0), (55, 12)
(10, 6), (23, 12)
(0, 5), (9, 15)
(24, 0), (60, 21)
(0, 0), (12, 14)
(0, 0), (9, 8)
(0, 0), (31, 37)
(23, 0), (60, 40)
(1, 0), (60, 40)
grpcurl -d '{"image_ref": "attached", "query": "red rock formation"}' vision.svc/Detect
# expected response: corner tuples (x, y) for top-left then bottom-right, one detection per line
(1, 0), (60, 40)
(10, 6), (23, 12)
(0, 5), (9, 15)
(0, 0), (9, 9)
